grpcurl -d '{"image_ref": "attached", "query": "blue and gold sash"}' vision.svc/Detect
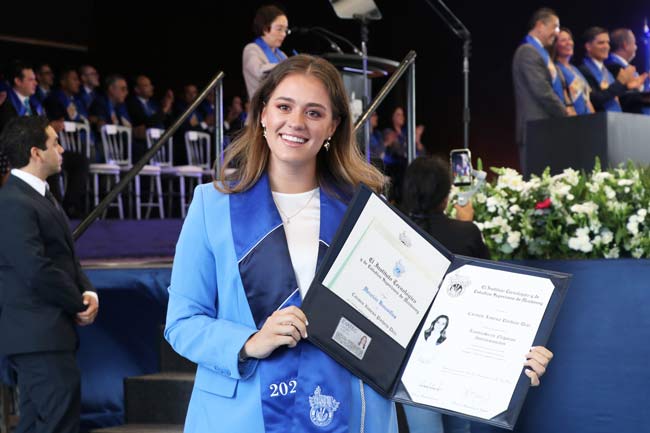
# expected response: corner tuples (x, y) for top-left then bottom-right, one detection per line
(523, 35), (564, 102)
(556, 63), (590, 115)
(255, 37), (287, 64)
(230, 174), (352, 432)
(7, 90), (44, 117)
(582, 57), (622, 112)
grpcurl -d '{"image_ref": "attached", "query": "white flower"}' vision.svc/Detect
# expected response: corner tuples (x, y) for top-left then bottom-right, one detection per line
(568, 227), (593, 253)
(627, 215), (640, 236)
(570, 202), (598, 215)
(486, 196), (499, 213)
(587, 182), (600, 193)
(632, 248), (644, 259)
(603, 247), (620, 259)
(604, 186), (616, 200)
(637, 208), (647, 219)
(600, 228), (613, 245)
(475, 193), (487, 204)
(509, 204), (521, 214)
(549, 183), (571, 198)
(507, 231), (521, 249)
(624, 187), (630, 193)
(565, 215), (575, 225)
(617, 179), (634, 186)
(567, 194), (575, 201)
(497, 169), (525, 191)
(592, 172), (612, 183)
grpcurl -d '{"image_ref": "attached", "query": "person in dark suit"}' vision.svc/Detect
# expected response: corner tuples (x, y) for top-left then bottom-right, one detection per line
(579, 27), (646, 113)
(43, 67), (91, 218)
(512, 8), (569, 173)
(0, 61), (45, 133)
(605, 28), (650, 114)
(126, 74), (174, 161)
(77, 64), (100, 111)
(0, 115), (99, 433)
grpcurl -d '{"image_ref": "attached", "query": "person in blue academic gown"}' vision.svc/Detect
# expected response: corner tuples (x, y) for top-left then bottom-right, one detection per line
(165, 54), (397, 432)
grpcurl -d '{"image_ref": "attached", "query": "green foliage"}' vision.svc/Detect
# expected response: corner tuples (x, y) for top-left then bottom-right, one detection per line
(467, 160), (650, 260)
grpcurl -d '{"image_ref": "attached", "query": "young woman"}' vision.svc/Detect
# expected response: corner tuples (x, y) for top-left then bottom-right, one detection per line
(165, 55), (396, 432)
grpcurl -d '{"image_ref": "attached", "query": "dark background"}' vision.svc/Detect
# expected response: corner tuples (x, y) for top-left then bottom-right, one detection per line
(2, 0), (649, 170)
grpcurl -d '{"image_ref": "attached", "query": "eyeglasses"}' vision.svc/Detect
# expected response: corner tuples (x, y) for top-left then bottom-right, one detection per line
(271, 25), (290, 35)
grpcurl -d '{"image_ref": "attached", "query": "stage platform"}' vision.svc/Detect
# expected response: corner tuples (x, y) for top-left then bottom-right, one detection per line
(72, 219), (183, 261)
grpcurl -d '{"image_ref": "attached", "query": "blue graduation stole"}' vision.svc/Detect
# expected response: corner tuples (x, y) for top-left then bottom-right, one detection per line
(523, 35), (564, 102)
(53, 90), (88, 121)
(582, 57), (622, 112)
(77, 88), (96, 110)
(556, 63), (590, 115)
(7, 89), (44, 117)
(105, 98), (131, 126)
(605, 54), (650, 115)
(255, 37), (287, 64)
(230, 174), (352, 433)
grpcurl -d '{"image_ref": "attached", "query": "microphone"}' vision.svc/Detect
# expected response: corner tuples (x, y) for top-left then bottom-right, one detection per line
(290, 26), (345, 54)
(312, 27), (363, 56)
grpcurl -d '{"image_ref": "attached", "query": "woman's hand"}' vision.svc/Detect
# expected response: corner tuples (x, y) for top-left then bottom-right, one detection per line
(524, 346), (553, 386)
(242, 306), (309, 360)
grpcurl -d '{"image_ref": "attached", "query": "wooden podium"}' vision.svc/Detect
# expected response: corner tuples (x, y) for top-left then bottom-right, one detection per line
(524, 112), (650, 176)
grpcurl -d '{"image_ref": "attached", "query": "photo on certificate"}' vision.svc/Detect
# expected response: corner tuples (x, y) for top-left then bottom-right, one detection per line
(301, 185), (571, 429)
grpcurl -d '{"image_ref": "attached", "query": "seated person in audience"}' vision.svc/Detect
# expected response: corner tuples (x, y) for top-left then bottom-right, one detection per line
(89, 74), (131, 130)
(173, 83), (208, 165)
(44, 67), (88, 123)
(552, 28), (594, 115)
(383, 107), (408, 202)
(579, 27), (646, 112)
(34, 63), (54, 104)
(605, 28), (650, 114)
(368, 111), (384, 162)
(43, 67), (90, 218)
(126, 74), (174, 161)
(77, 64), (101, 110)
(223, 95), (245, 137)
(0, 61), (45, 133)
(89, 74), (130, 162)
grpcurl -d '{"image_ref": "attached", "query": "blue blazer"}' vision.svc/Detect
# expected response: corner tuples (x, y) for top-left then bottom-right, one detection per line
(165, 174), (397, 432)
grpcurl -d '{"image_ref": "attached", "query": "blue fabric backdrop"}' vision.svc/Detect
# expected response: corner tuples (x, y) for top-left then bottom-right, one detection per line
(77, 259), (650, 432)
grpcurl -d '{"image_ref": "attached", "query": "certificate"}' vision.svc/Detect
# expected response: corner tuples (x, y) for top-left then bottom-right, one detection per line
(324, 194), (451, 348)
(400, 265), (554, 420)
(301, 185), (570, 429)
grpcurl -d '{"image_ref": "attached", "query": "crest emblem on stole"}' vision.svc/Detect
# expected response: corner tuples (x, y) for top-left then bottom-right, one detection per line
(309, 386), (340, 427)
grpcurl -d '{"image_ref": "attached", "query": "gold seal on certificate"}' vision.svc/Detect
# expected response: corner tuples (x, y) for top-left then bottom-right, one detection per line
(301, 185), (571, 429)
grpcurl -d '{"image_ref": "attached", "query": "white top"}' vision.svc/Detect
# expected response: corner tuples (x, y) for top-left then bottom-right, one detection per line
(272, 188), (320, 299)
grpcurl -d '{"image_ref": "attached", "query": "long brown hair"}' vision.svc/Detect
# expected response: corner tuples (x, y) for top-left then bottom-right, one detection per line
(215, 54), (385, 196)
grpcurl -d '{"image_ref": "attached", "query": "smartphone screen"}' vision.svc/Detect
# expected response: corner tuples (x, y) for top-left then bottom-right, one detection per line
(450, 149), (472, 186)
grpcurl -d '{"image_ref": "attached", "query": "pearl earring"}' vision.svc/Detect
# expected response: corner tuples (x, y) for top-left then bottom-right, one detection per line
(324, 137), (331, 151)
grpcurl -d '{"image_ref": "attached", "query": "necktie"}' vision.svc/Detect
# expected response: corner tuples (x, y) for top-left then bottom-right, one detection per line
(24, 98), (32, 116)
(600, 66), (610, 90)
(45, 187), (62, 213)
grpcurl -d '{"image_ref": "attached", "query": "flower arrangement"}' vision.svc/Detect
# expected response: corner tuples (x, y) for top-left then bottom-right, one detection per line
(455, 159), (650, 260)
